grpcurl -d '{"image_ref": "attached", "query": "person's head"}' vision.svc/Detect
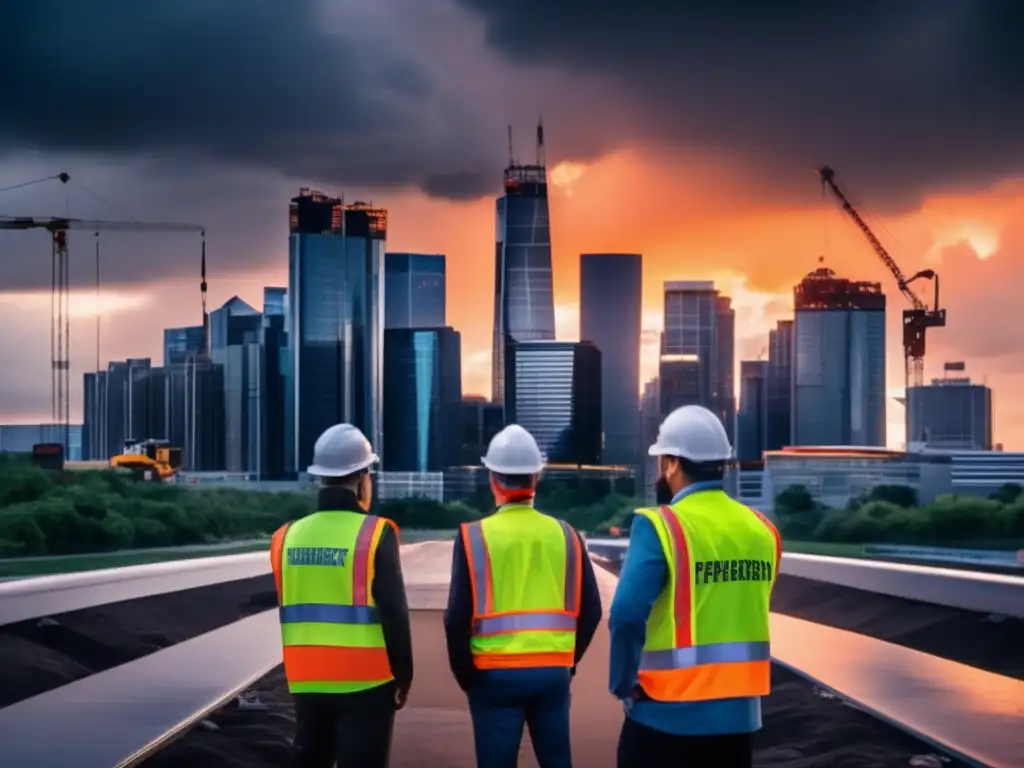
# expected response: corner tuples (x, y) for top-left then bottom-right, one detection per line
(648, 405), (732, 500)
(306, 424), (379, 511)
(481, 424), (545, 507)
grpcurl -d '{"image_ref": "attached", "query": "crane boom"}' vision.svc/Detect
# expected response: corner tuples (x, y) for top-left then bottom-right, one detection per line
(0, 213), (207, 456)
(816, 166), (947, 390)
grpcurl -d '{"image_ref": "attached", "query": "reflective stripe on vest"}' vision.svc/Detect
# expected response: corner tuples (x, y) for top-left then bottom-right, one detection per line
(636, 501), (781, 702)
(462, 509), (582, 668)
(270, 512), (396, 694)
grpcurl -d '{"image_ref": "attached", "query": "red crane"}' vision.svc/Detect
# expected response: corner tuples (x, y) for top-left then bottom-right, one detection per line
(816, 166), (946, 390)
(0, 211), (206, 453)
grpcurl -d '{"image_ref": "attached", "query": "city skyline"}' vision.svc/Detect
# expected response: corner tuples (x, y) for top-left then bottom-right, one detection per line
(2, 4), (1022, 450)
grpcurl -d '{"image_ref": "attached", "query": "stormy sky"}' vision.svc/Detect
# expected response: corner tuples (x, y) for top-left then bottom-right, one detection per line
(2, 0), (1023, 439)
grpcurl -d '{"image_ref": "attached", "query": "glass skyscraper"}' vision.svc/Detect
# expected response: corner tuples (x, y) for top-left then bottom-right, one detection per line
(766, 319), (794, 450)
(659, 281), (736, 443)
(737, 360), (769, 461)
(580, 253), (642, 466)
(163, 325), (206, 366)
(505, 340), (602, 465)
(492, 159), (556, 402)
(288, 188), (385, 474)
(792, 267), (887, 447)
(385, 253), (445, 329)
(382, 327), (462, 472)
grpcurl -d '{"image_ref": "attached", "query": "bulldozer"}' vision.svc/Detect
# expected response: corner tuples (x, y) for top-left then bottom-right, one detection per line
(110, 439), (183, 482)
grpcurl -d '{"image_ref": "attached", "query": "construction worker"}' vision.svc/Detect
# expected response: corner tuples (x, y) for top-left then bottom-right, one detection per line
(270, 424), (413, 768)
(609, 405), (781, 768)
(444, 424), (603, 768)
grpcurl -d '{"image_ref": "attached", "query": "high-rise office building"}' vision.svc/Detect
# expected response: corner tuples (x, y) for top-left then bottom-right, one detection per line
(766, 319), (794, 450)
(460, 396), (505, 465)
(792, 267), (886, 447)
(165, 356), (225, 471)
(288, 188), (385, 474)
(659, 281), (736, 443)
(163, 325), (206, 366)
(580, 253), (642, 466)
(906, 362), (992, 450)
(263, 287), (287, 317)
(385, 253), (445, 329)
(382, 327), (462, 472)
(83, 358), (167, 459)
(737, 361), (769, 461)
(505, 340), (601, 465)
(82, 371), (106, 460)
(639, 377), (661, 501)
(492, 130), (556, 402)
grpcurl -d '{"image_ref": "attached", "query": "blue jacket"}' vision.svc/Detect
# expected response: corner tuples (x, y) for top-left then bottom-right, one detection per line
(608, 482), (762, 735)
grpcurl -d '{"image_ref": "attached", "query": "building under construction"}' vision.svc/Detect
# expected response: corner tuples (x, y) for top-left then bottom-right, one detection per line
(792, 266), (887, 448)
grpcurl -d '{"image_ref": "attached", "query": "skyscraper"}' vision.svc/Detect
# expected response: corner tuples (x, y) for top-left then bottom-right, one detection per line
(288, 188), (385, 474)
(385, 253), (446, 329)
(792, 267), (886, 447)
(659, 281), (736, 443)
(580, 253), (643, 465)
(766, 319), (794, 450)
(505, 340), (602, 465)
(492, 125), (556, 402)
(263, 287), (287, 317)
(737, 360), (769, 461)
(906, 362), (992, 450)
(382, 327), (462, 472)
(163, 326), (206, 366)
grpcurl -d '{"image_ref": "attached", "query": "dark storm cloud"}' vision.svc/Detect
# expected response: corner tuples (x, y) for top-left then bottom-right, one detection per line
(459, 0), (1024, 209)
(0, 0), (495, 200)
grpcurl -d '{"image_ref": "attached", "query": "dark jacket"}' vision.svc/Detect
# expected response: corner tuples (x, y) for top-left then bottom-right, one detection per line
(301, 486), (414, 693)
(443, 513), (603, 691)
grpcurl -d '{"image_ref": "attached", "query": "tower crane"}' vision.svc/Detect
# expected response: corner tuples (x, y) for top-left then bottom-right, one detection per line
(816, 166), (946, 390)
(0, 213), (207, 453)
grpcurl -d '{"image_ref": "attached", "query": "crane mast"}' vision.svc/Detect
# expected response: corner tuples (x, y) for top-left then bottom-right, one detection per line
(0, 214), (206, 454)
(816, 166), (947, 390)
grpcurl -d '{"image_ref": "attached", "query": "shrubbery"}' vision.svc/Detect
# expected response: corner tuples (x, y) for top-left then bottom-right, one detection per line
(774, 483), (1024, 548)
(0, 455), (641, 558)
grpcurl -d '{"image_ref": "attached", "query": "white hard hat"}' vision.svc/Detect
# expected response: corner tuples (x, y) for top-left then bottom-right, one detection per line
(307, 424), (379, 477)
(482, 424), (545, 475)
(648, 405), (733, 462)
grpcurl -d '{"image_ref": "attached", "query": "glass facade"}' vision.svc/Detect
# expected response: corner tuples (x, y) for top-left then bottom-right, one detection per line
(385, 253), (445, 329)
(263, 287), (287, 317)
(492, 164), (556, 402)
(0, 424), (83, 460)
(906, 373), (992, 451)
(792, 268), (887, 447)
(737, 360), (769, 461)
(659, 282), (735, 443)
(382, 327), (462, 472)
(580, 253), (642, 466)
(505, 340), (602, 465)
(288, 190), (385, 474)
(459, 397), (505, 465)
(766, 320), (793, 450)
(163, 325), (206, 366)
(165, 356), (225, 471)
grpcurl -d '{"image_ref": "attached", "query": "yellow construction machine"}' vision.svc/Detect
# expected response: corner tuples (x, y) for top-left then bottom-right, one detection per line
(110, 439), (183, 481)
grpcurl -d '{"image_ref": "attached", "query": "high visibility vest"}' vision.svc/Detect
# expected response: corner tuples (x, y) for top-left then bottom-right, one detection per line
(270, 510), (398, 694)
(634, 491), (781, 703)
(462, 504), (583, 669)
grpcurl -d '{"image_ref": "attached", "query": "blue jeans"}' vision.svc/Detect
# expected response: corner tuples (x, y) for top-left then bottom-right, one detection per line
(468, 668), (572, 768)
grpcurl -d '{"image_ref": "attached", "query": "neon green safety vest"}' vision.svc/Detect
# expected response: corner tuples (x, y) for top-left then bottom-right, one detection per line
(633, 489), (781, 702)
(461, 504), (583, 669)
(271, 510), (396, 694)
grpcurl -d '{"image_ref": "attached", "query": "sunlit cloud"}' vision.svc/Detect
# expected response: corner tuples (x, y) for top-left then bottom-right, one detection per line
(549, 161), (586, 197)
(0, 289), (151, 320)
(928, 222), (1000, 261)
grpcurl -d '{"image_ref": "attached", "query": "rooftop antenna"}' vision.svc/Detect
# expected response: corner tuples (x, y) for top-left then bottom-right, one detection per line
(536, 116), (546, 167)
(200, 233), (209, 354)
(507, 124), (514, 166)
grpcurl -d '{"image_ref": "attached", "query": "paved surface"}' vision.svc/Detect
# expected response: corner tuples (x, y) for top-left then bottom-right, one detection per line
(390, 611), (622, 767)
